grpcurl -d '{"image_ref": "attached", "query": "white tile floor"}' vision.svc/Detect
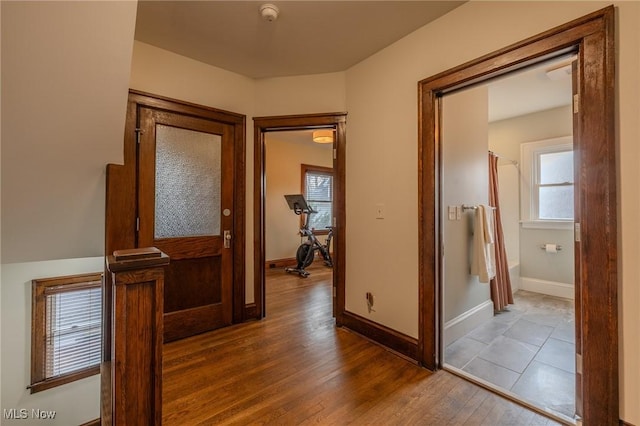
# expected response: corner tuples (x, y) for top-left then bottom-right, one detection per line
(444, 290), (575, 420)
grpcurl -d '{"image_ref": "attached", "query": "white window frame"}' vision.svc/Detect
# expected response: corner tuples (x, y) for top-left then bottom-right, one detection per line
(520, 136), (574, 230)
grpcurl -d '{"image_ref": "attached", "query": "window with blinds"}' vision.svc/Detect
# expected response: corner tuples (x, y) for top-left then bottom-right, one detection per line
(302, 164), (333, 232)
(31, 272), (102, 393)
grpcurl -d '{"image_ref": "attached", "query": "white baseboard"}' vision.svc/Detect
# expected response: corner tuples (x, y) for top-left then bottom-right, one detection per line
(444, 299), (494, 346)
(519, 276), (574, 300)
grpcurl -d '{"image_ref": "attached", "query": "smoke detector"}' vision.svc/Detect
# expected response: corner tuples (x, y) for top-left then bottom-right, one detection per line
(260, 4), (280, 22)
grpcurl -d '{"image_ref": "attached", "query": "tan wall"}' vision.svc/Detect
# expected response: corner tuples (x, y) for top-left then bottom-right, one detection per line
(254, 73), (346, 117)
(265, 136), (333, 262)
(0, 2), (137, 423)
(129, 42), (347, 303)
(129, 41), (257, 302)
(1, 1), (137, 263)
(1, 1), (638, 423)
(345, 2), (639, 422)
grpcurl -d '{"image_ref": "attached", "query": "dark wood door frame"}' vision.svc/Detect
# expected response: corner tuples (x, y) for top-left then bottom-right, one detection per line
(253, 113), (347, 322)
(104, 90), (247, 349)
(418, 7), (617, 426)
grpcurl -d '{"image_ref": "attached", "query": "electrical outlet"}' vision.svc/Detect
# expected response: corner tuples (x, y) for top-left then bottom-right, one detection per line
(366, 292), (375, 313)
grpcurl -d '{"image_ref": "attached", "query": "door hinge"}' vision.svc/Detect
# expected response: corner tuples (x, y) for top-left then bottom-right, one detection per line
(333, 148), (337, 160)
(576, 353), (582, 374)
(136, 217), (140, 232)
(135, 128), (143, 144)
(573, 94), (580, 114)
(574, 222), (581, 242)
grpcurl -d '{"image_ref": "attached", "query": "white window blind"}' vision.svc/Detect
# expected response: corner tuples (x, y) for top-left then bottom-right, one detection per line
(304, 169), (333, 230)
(44, 281), (102, 378)
(31, 273), (103, 393)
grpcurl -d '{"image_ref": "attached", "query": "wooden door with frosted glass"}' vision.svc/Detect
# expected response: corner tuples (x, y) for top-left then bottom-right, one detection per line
(137, 107), (234, 342)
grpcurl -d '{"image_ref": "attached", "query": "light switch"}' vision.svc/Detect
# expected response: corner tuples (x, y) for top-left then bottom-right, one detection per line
(376, 204), (385, 219)
(448, 206), (456, 220)
(456, 206), (462, 220)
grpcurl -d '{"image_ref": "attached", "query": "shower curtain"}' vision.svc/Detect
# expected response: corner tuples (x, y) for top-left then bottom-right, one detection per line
(488, 152), (514, 312)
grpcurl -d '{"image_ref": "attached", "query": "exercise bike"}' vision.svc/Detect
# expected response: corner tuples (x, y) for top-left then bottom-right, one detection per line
(283, 194), (333, 278)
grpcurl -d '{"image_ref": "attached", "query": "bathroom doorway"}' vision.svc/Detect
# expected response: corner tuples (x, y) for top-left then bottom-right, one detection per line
(417, 8), (618, 426)
(440, 57), (576, 422)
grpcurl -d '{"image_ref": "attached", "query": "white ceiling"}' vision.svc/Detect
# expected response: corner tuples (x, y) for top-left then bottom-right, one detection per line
(488, 58), (573, 122)
(134, 1), (572, 124)
(135, 1), (465, 79)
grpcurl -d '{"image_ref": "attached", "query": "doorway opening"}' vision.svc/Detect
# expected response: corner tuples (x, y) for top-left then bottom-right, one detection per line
(418, 7), (617, 426)
(440, 57), (577, 422)
(253, 113), (347, 322)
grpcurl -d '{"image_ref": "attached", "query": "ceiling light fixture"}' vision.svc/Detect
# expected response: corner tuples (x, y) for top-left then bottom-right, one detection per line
(312, 130), (334, 144)
(544, 58), (574, 81)
(260, 4), (280, 22)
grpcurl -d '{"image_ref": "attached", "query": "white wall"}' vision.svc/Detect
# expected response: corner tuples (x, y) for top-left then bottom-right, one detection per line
(441, 86), (491, 322)
(1, 258), (104, 425)
(265, 136), (332, 262)
(345, 2), (639, 422)
(489, 106), (574, 285)
(0, 2), (137, 424)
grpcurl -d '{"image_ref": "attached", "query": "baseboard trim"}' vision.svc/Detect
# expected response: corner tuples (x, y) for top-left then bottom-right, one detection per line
(520, 276), (574, 300)
(265, 253), (331, 270)
(244, 303), (258, 320)
(620, 419), (636, 426)
(79, 419), (100, 426)
(444, 299), (494, 346)
(265, 257), (297, 269)
(340, 311), (419, 362)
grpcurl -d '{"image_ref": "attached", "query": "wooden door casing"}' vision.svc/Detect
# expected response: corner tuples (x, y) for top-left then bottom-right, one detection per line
(104, 90), (246, 357)
(418, 7), (617, 425)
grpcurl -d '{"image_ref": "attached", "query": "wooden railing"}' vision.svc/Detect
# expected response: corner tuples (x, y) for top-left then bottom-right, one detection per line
(102, 247), (169, 425)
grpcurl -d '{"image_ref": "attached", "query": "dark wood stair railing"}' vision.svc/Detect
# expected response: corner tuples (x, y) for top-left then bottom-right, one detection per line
(102, 247), (169, 425)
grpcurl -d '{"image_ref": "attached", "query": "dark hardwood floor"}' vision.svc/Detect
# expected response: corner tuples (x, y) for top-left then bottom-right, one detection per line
(163, 263), (560, 425)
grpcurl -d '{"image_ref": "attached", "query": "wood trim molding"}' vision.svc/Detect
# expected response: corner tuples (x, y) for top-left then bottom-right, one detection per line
(79, 419), (100, 426)
(340, 311), (419, 362)
(253, 113), (347, 322)
(265, 255), (331, 270)
(265, 257), (297, 269)
(620, 420), (636, 426)
(418, 6), (617, 426)
(244, 303), (258, 320)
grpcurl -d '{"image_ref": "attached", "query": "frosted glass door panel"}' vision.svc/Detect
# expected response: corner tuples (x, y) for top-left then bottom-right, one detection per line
(155, 124), (221, 238)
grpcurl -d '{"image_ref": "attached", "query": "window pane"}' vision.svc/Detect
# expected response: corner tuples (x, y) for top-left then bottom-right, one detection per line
(306, 173), (332, 201)
(308, 201), (332, 230)
(46, 286), (102, 377)
(539, 186), (574, 220)
(539, 151), (573, 184)
(155, 124), (221, 238)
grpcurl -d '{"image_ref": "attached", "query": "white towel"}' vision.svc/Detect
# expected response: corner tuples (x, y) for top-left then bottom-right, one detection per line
(470, 205), (496, 283)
